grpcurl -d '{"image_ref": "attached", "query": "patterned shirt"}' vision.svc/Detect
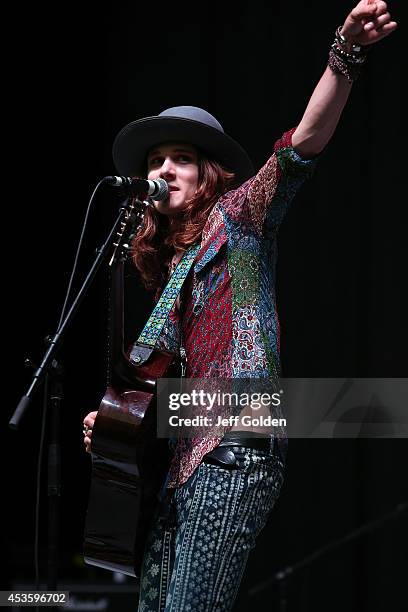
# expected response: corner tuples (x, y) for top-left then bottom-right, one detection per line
(156, 128), (317, 487)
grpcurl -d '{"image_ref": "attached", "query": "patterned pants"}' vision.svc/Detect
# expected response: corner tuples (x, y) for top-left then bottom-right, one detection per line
(138, 445), (284, 612)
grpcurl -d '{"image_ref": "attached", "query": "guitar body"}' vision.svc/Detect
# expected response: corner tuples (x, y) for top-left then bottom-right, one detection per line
(84, 349), (177, 577)
(83, 227), (179, 577)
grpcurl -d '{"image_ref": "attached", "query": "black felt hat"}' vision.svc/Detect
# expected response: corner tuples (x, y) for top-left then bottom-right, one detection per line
(112, 105), (254, 183)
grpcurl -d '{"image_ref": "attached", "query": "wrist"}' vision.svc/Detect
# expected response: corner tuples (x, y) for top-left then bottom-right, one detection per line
(328, 26), (370, 83)
(337, 26), (364, 53)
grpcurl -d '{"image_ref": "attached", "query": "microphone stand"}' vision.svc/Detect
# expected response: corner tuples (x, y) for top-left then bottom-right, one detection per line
(47, 366), (63, 592)
(247, 500), (408, 611)
(9, 197), (134, 592)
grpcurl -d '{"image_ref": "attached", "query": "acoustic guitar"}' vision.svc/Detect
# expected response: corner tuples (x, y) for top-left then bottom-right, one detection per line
(83, 199), (177, 577)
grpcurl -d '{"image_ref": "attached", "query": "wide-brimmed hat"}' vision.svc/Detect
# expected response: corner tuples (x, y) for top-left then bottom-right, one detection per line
(112, 105), (254, 183)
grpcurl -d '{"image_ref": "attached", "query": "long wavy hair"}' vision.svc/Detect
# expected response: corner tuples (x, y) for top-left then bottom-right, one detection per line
(131, 152), (236, 290)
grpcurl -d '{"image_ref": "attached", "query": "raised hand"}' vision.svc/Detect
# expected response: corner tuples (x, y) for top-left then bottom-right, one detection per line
(341, 0), (397, 46)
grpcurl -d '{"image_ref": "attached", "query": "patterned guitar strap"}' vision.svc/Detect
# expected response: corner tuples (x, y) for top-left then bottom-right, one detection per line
(129, 243), (200, 365)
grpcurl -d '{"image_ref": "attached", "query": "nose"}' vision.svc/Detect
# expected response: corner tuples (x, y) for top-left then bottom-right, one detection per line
(159, 157), (176, 179)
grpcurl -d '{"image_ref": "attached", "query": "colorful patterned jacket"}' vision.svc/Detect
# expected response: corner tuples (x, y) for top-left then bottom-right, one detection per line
(156, 128), (317, 487)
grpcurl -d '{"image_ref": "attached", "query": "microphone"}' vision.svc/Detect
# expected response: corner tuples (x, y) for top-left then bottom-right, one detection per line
(104, 176), (169, 200)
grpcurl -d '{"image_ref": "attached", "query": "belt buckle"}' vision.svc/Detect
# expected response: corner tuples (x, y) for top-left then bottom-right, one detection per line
(204, 446), (238, 468)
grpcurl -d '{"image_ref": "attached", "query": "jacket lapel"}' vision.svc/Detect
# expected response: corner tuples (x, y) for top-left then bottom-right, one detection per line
(194, 205), (228, 273)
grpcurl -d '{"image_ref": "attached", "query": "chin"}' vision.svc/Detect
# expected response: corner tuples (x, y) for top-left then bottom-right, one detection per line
(154, 197), (188, 216)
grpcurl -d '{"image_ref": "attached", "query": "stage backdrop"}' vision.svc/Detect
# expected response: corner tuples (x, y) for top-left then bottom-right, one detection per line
(4, 1), (406, 611)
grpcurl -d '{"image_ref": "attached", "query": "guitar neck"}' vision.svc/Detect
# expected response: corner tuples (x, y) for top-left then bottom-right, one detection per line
(107, 258), (125, 382)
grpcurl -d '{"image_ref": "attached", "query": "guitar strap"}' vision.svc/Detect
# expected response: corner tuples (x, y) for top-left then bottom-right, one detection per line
(129, 243), (200, 365)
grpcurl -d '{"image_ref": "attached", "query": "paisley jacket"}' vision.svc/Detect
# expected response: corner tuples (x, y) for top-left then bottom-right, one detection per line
(156, 128), (317, 486)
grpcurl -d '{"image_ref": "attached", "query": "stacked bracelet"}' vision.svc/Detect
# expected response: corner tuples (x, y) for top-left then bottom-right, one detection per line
(328, 26), (370, 83)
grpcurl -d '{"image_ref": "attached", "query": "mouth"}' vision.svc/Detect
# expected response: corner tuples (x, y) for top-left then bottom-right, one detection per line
(168, 185), (179, 192)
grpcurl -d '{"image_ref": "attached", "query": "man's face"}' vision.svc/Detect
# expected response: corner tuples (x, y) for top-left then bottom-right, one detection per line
(147, 142), (199, 215)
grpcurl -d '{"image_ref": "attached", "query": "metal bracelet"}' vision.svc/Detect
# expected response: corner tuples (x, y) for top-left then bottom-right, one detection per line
(331, 43), (367, 65)
(335, 26), (364, 54)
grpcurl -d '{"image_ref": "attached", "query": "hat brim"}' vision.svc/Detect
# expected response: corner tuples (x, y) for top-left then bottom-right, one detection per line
(112, 116), (254, 184)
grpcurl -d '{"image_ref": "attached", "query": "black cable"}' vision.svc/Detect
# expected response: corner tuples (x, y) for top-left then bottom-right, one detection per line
(56, 179), (107, 331)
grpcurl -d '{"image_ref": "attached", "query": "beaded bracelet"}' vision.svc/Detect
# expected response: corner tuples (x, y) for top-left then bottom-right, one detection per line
(328, 26), (371, 83)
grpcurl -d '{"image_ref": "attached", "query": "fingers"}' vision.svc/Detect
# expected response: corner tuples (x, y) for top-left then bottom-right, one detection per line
(359, 1), (397, 40)
(380, 20), (398, 32)
(352, 0), (388, 21)
(351, 3), (377, 21)
(372, 1), (388, 14)
(83, 423), (93, 435)
(373, 1), (389, 17)
(83, 411), (97, 428)
(83, 425), (92, 450)
(84, 434), (92, 453)
(374, 20), (398, 37)
(84, 430), (92, 453)
(364, 18), (397, 42)
(83, 411), (97, 454)
(364, 11), (390, 30)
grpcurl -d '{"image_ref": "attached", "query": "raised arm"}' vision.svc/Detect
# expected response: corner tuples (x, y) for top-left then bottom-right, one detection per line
(292, 0), (397, 159)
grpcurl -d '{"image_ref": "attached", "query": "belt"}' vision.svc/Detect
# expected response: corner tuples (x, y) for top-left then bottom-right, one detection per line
(202, 434), (272, 469)
(218, 434), (271, 450)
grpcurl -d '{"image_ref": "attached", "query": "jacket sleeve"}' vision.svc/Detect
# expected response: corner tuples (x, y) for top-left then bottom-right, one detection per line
(221, 128), (318, 235)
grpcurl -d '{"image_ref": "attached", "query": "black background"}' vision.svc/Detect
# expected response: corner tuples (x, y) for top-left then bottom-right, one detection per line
(3, 1), (407, 610)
